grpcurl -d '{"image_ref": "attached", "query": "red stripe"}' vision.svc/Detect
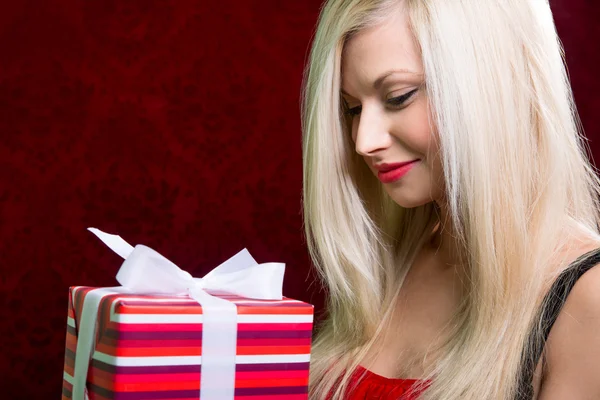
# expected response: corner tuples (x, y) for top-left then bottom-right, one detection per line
(65, 331), (77, 350)
(95, 343), (313, 357)
(103, 338), (310, 348)
(112, 380), (200, 392)
(64, 360), (75, 376)
(114, 304), (312, 315)
(236, 377), (309, 388)
(96, 342), (202, 357)
(90, 366), (114, 383)
(62, 379), (73, 391)
(237, 345), (311, 355)
(88, 393), (111, 400)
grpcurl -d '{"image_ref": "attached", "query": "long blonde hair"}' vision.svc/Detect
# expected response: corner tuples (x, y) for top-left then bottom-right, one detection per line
(301, 0), (600, 399)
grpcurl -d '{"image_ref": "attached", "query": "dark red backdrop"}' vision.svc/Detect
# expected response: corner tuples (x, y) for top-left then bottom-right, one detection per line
(0, 1), (598, 398)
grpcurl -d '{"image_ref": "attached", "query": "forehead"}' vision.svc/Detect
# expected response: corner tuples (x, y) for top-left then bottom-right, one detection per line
(341, 8), (422, 95)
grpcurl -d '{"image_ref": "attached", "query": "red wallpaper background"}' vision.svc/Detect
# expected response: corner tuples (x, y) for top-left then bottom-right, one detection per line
(0, 1), (598, 398)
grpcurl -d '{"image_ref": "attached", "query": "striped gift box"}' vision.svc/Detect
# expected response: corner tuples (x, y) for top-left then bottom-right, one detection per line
(62, 286), (314, 400)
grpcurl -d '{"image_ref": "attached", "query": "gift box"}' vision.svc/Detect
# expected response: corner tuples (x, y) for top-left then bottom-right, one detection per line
(62, 228), (314, 400)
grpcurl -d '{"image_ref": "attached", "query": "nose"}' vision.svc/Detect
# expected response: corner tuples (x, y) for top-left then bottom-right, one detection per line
(353, 106), (392, 157)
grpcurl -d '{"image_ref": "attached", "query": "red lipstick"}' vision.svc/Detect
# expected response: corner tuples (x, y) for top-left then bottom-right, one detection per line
(375, 160), (419, 183)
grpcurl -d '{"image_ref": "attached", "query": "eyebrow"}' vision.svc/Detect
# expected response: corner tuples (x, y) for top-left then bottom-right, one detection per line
(340, 68), (421, 97)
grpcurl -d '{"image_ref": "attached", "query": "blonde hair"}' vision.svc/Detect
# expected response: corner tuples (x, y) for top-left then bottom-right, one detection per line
(301, 0), (600, 399)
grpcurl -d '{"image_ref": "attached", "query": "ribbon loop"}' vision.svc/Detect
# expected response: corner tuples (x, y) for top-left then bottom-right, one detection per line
(117, 244), (192, 294)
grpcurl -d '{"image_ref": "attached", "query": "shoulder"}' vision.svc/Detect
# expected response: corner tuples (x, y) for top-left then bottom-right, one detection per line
(538, 258), (600, 399)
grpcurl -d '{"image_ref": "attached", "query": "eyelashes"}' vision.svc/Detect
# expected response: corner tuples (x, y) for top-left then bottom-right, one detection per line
(343, 88), (419, 117)
(387, 88), (419, 107)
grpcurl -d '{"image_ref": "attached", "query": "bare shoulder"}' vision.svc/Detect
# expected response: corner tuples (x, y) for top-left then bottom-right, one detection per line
(537, 254), (600, 399)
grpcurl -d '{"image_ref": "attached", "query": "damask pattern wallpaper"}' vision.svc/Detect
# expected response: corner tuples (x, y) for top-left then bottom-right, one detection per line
(0, 0), (598, 397)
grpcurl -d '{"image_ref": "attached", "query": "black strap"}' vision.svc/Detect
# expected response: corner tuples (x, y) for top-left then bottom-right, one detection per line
(515, 246), (600, 399)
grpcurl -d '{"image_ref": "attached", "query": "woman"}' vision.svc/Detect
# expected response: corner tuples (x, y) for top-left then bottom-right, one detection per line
(301, 0), (600, 399)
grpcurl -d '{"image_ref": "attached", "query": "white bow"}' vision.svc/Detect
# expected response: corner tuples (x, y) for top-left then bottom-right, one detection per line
(71, 228), (286, 400)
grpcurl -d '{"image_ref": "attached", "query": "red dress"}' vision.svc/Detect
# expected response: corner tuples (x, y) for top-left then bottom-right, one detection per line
(332, 365), (431, 399)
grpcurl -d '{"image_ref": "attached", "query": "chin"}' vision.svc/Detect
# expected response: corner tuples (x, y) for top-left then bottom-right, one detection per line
(387, 192), (433, 209)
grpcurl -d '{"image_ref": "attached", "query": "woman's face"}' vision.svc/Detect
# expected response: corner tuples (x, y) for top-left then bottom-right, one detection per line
(340, 7), (444, 209)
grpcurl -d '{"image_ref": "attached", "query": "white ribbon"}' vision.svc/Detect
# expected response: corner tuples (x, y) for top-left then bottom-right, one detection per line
(71, 227), (285, 400)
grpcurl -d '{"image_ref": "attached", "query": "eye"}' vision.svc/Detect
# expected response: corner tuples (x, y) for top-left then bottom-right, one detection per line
(344, 104), (362, 117)
(341, 88), (419, 117)
(341, 98), (361, 117)
(387, 88), (419, 108)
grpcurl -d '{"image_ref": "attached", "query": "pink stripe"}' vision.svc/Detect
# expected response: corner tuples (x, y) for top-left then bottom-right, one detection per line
(112, 337), (310, 348)
(116, 339), (202, 347)
(116, 322), (312, 331)
(236, 370), (309, 380)
(117, 324), (202, 332)
(150, 399), (197, 400)
(112, 370), (308, 384)
(115, 372), (199, 383)
(237, 323), (313, 331)
(234, 395), (307, 400)
(117, 299), (307, 307)
(237, 338), (311, 346)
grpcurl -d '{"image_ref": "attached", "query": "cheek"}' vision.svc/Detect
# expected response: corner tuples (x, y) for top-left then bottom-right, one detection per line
(395, 103), (445, 194)
(424, 128), (445, 194)
(393, 103), (435, 157)
(350, 117), (358, 142)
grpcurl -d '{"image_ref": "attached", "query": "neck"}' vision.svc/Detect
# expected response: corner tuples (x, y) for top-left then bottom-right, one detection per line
(428, 200), (463, 269)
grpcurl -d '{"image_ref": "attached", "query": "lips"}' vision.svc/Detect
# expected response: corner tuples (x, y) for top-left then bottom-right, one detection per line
(375, 159), (420, 183)
(375, 159), (420, 172)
